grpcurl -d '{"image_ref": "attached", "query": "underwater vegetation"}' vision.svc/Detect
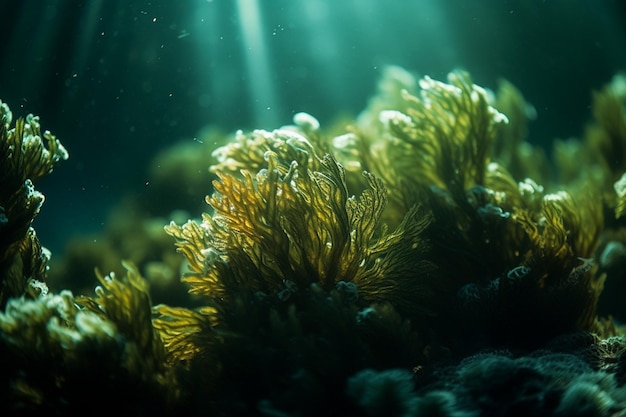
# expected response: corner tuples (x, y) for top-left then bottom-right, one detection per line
(0, 100), (67, 307)
(2, 68), (626, 416)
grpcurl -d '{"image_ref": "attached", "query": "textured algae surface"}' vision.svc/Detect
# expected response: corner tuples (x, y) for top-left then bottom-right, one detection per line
(2, 69), (626, 416)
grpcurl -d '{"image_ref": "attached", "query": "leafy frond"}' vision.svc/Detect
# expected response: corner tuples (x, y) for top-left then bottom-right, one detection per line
(167, 128), (433, 312)
(76, 261), (164, 365)
(152, 304), (219, 364)
(518, 190), (602, 272)
(0, 100), (68, 306)
(383, 71), (508, 205)
(0, 264), (179, 412)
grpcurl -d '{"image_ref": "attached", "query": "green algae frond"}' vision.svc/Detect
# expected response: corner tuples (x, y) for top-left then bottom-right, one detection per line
(171, 129), (432, 304)
(0, 100), (68, 306)
(0, 262), (180, 413)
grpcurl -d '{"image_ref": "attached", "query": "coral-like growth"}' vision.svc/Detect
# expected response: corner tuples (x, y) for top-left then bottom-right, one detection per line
(0, 101), (68, 306)
(166, 128), (432, 312)
(336, 71), (508, 221)
(148, 70), (620, 414)
(329, 71), (606, 352)
(156, 127), (435, 413)
(3, 67), (626, 415)
(0, 262), (180, 414)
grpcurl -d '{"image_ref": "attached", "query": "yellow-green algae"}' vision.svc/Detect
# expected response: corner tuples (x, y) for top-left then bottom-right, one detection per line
(0, 100), (67, 306)
(2, 69), (626, 416)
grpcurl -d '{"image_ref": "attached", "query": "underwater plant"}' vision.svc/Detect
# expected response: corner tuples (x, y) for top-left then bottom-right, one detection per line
(332, 70), (607, 352)
(2, 67), (626, 416)
(0, 262), (182, 413)
(150, 69), (620, 414)
(0, 100), (67, 307)
(0, 103), (178, 412)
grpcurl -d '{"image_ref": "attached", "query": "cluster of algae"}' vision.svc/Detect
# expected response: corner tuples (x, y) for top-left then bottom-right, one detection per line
(2, 68), (626, 416)
(0, 100), (67, 306)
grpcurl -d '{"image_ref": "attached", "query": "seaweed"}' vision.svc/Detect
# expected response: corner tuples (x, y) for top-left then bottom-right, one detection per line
(0, 101), (68, 306)
(2, 67), (626, 415)
(164, 125), (435, 311)
(0, 262), (180, 414)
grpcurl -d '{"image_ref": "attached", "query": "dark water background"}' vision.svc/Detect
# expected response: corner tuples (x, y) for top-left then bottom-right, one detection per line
(0, 0), (625, 256)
